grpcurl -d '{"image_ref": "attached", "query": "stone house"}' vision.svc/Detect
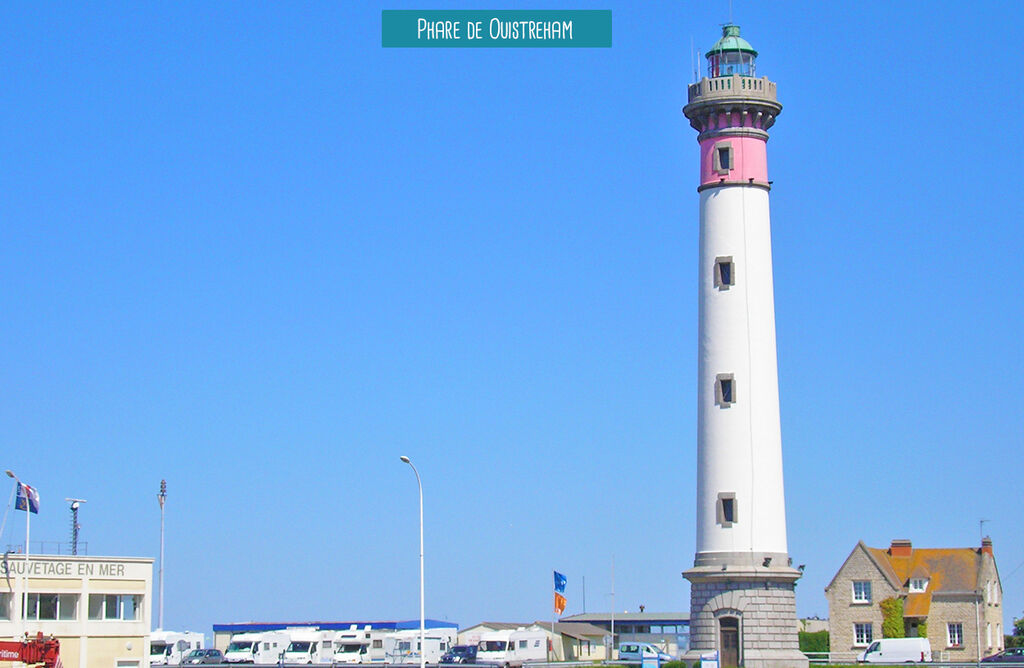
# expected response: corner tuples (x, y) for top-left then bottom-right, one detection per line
(825, 538), (1004, 662)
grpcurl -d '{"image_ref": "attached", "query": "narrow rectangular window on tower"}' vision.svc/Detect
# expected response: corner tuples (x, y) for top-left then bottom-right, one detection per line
(717, 492), (737, 526)
(713, 142), (733, 175)
(716, 373), (735, 406)
(714, 256), (735, 289)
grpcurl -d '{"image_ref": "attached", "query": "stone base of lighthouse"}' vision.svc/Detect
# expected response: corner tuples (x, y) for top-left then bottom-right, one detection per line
(682, 565), (808, 668)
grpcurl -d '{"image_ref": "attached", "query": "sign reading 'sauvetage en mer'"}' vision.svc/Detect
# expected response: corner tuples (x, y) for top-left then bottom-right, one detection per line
(2, 560), (131, 578)
(382, 10), (612, 48)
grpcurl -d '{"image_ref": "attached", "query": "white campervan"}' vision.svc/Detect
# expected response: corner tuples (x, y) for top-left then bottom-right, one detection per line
(150, 631), (204, 665)
(283, 630), (336, 664)
(385, 629), (457, 664)
(477, 629), (546, 667)
(333, 627), (388, 664)
(224, 631), (290, 664)
(857, 637), (932, 663)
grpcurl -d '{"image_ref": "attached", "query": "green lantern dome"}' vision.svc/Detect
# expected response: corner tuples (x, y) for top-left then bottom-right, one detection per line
(704, 24), (758, 78)
(705, 24), (758, 58)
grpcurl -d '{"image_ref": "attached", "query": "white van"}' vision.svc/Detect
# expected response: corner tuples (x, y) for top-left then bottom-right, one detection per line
(857, 637), (932, 663)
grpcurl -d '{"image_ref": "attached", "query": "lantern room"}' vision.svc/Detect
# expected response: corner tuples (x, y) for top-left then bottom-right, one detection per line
(706, 24), (757, 78)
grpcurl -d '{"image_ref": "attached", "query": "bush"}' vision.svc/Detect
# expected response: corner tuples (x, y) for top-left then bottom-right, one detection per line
(917, 622), (928, 638)
(662, 661), (688, 668)
(798, 630), (830, 654)
(879, 597), (905, 638)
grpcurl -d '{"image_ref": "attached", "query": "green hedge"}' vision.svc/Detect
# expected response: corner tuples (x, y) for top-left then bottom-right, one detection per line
(798, 629), (829, 653)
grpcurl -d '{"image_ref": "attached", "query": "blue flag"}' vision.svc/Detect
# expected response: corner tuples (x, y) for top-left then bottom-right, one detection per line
(15, 482), (40, 514)
(554, 570), (567, 593)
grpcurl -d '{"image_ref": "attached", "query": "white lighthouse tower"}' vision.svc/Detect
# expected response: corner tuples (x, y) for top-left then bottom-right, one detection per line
(682, 25), (807, 668)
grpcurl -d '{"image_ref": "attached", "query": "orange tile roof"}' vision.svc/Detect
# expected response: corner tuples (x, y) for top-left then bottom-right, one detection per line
(866, 544), (986, 618)
(904, 593), (932, 618)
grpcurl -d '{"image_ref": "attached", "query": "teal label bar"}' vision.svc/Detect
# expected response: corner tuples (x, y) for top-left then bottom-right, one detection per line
(382, 10), (612, 48)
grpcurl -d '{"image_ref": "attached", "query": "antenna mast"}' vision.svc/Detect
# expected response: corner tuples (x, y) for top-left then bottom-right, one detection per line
(65, 499), (87, 555)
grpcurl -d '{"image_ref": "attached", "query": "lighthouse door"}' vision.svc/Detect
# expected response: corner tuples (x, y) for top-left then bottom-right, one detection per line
(718, 617), (740, 668)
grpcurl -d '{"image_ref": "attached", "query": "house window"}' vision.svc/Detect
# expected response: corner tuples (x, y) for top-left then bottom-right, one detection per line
(854, 623), (873, 646)
(88, 594), (142, 621)
(910, 578), (928, 593)
(713, 142), (734, 175)
(717, 492), (737, 526)
(23, 593), (78, 621)
(714, 257), (735, 289)
(852, 581), (872, 603)
(716, 374), (735, 406)
(947, 623), (963, 647)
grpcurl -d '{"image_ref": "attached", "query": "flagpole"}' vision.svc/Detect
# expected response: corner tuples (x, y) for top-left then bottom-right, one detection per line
(24, 492), (30, 636)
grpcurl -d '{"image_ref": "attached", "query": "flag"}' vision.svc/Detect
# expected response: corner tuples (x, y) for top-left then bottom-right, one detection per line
(554, 571), (567, 593)
(15, 482), (39, 514)
(554, 592), (566, 615)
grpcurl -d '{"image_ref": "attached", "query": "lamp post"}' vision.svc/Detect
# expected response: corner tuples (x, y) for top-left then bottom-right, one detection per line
(158, 479), (167, 630)
(399, 456), (425, 668)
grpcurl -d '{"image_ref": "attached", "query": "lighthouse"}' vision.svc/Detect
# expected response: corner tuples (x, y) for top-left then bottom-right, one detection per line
(681, 25), (807, 668)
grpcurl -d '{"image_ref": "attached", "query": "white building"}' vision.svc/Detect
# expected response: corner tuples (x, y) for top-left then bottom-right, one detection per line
(0, 553), (153, 668)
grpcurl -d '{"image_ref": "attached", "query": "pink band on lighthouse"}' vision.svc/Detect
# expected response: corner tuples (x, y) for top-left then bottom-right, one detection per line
(699, 135), (768, 187)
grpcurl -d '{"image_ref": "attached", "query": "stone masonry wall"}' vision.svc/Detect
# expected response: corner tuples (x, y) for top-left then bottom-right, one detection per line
(825, 546), (898, 661)
(690, 578), (800, 655)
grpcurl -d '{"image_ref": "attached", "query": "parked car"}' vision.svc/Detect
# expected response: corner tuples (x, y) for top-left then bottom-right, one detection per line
(441, 645), (478, 664)
(618, 642), (674, 663)
(183, 649), (225, 664)
(982, 648), (1024, 663)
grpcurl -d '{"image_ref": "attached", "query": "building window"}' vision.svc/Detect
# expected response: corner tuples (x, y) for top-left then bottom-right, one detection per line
(854, 623), (873, 646)
(23, 593), (78, 621)
(947, 623), (963, 647)
(716, 373), (735, 407)
(987, 623), (992, 647)
(714, 257), (735, 289)
(910, 578), (928, 593)
(713, 142), (734, 175)
(717, 492), (737, 527)
(0, 592), (10, 620)
(88, 593), (142, 621)
(852, 581), (872, 603)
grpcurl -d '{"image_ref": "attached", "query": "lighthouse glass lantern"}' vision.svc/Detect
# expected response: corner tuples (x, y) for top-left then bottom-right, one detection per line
(706, 25), (757, 78)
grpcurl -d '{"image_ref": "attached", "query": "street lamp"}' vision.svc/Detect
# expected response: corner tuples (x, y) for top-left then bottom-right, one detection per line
(399, 456), (425, 668)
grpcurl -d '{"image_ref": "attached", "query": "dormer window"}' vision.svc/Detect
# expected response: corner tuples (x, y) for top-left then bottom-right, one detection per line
(909, 578), (928, 593)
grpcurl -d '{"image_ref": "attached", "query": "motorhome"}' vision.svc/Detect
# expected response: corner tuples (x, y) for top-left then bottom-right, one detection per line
(149, 631), (204, 665)
(385, 628), (457, 664)
(508, 630), (548, 664)
(224, 631), (290, 664)
(476, 629), (547, 667)
(857, 637), (932, 663)
(282, 629), (336, 664)
(333, 626), (388, 664)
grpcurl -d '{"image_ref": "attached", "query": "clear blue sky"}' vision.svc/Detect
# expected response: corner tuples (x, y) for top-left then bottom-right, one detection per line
(3, 0), (1024, 638)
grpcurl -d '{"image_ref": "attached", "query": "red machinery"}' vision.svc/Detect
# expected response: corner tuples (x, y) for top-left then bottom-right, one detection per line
(0, 633), (61, 668)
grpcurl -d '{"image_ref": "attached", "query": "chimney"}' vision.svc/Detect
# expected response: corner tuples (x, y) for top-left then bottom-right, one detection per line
(981, 536), (993, 556)
(890, 539), (912, 557)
